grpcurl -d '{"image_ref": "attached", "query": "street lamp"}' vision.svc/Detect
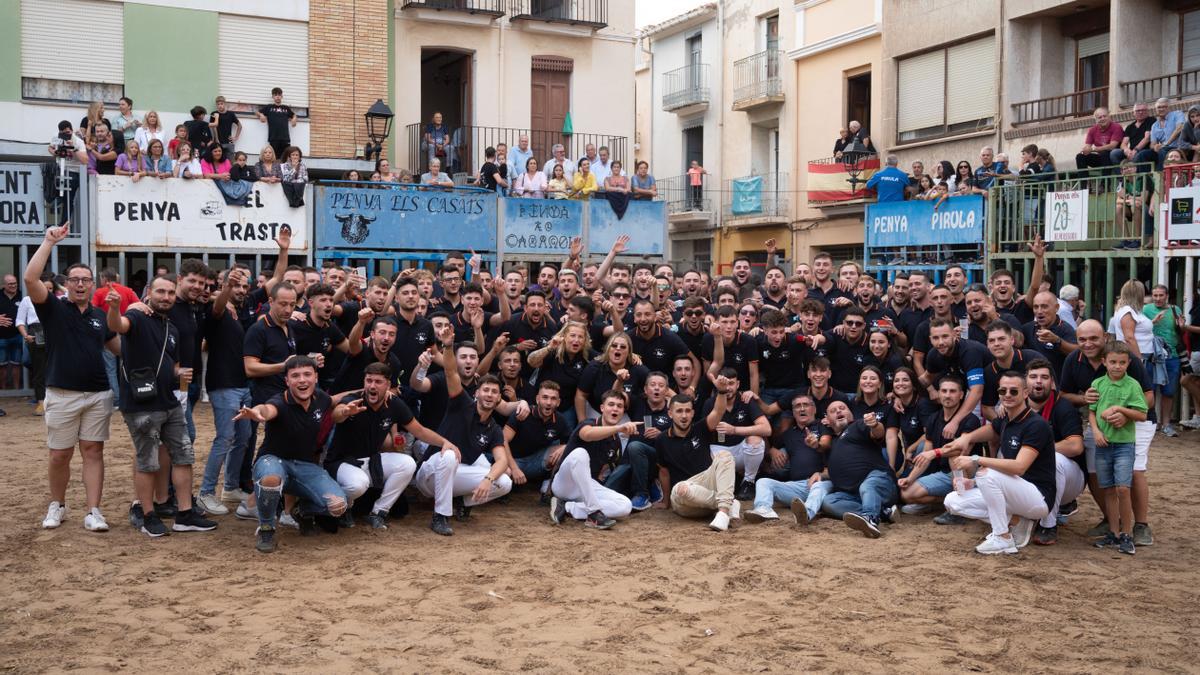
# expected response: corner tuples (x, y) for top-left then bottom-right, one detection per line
(842, 139), (868, 194)
(363, 98), (394, 162)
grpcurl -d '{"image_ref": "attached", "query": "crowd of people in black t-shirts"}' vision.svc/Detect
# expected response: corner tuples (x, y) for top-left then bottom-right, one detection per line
(22, 221), (1198, 556)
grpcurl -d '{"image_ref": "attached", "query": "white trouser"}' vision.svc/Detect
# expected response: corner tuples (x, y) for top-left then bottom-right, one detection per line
(944, 469), (1050, 537)
(414, 450), (513, 517)
(336, 453), (417, 514)
(711, 439), (765, 481)
(550, 447), (632, 521)
(1040, 453), (1087, 528)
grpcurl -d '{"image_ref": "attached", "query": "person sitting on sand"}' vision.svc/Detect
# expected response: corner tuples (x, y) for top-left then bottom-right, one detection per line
(743, 392), (831, 527)
(548, 390), (636, 530)
(653, 394), (741, 532)
(818, 400), (898, 538)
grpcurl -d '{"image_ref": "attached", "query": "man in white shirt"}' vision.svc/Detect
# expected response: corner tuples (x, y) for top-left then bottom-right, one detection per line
(1057, 284), (1080, 329)
(542, 144), (576, 183)
(508, 134), (534, 179)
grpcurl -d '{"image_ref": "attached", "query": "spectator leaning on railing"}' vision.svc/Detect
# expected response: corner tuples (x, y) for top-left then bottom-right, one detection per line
(866, 155), (907, 202)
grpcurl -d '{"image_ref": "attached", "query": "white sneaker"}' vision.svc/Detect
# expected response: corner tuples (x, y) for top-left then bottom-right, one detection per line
(901, 503), (931, 515)
(1161, 424), (1179, 438)
(729, 499), (741, 520)
(221, 487), (251, 503)
(279, 512), (299, 529)
(975, 533), (1018, 555)
(743, 506), (779, 523)
(708, 511), (730, 532)
(42, 502), (66, 529)
(1180, 416), (1200, 430)
(1011, 517), (1034, 548)
(83, 508), (109, 532)
(234, 501), (257, 520)
(196, 493), (229, 516)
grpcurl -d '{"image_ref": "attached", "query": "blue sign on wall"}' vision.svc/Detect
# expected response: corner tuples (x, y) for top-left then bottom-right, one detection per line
(587, 199), (666, 255)
(501, 198), (583, 255)
(865, 195), (984, 248)
(315, 184), (497, 251)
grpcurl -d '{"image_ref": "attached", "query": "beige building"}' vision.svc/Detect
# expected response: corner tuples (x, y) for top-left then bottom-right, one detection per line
(394, 2), (636, 181)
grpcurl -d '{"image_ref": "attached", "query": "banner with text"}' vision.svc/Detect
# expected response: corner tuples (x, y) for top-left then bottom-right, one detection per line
(1167, 185), (1200, 240)
(501, 198), (583, 255)
(1045, 189), (1089, 242)
(316, 184), (496, 251)
(95, 176), (308, 250)
(588, 198), (667, 255)
(0, 163), (47, 232)
(865, 195), (984, 248)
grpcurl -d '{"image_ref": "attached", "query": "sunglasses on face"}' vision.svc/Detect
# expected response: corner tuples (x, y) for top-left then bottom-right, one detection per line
(684, 310), (704, 317)
(844, 320), (865, 327)
(740, 309), (758, 316)
(66, 277), (93, 285)
(998, 387), (1021, 396)
(611, 293), (630, 299)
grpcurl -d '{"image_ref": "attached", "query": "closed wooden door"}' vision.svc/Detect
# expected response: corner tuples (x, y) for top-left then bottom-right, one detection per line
(531, 67), (570, 161)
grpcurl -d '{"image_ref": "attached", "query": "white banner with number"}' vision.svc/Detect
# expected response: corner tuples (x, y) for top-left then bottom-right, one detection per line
(1044, 189), (1088, 242)
(95, 175), (308, 251)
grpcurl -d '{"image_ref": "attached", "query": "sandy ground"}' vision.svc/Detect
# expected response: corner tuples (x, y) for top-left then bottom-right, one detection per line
(0, 400), (1198, 674)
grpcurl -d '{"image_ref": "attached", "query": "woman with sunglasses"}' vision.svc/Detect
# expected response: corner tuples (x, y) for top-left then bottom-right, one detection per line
(575, 332), (648, 424)
(954, 161), (975, 195)
(737, 302), (759, 333)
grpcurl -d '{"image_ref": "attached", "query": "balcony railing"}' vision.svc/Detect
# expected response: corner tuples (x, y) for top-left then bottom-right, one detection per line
(723, 172), (789, 221)
(404, 123), (627, 178)
(400, 0), (505, 15)
(1120, 68), (1200, 107)
(986, 163), (1158, 252)
(508, 0), (607, 28)
(662, 64), (711, 112)
(733, 50), (783, 108)
(658, 173), (715, 216)
(1011, 86), (1108, 125)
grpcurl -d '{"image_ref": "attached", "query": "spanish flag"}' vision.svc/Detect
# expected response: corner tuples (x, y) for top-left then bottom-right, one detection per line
(806, 156), (879, 202)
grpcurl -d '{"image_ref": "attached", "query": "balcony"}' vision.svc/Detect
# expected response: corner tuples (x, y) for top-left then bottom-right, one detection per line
(662, 64), (710, 116)
(732, 50), (783, 111)
(1011, 87), (1108, 126)
(400, 0), (504, 25)
(508, 0), (607, 34)
(1120, 68), (1200, 108)
(805, 155), (879, 208)
(657, 174), (716, 230)
(403, 123), (627, 178)
(723, 172), (789, 224)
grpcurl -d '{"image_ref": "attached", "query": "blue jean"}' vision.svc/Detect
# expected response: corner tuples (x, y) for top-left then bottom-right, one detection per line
(512, 445), (554, 487)
(604, 440), (657, 498)
(201, 387), (251, 495)
(820, 470), (898, 520)
(102, 350), (119, 396)
(0, 335), (23, 365)
(559, 407), (578, 430)
(1095, 442), (1135, 489)
(252, 454), (348, 528)
(752, 477), (831, 520)
(185, 378), (202, 443)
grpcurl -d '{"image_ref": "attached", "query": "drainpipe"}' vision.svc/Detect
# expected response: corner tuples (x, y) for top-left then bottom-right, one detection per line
(498, 15), (505, 127)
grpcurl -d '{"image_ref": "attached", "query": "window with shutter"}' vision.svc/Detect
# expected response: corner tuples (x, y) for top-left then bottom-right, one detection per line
(946, 37), (996, 129)
(21, 0), (125, 103)
(1183, 11), (1200, 71)
(896, 34), (997, 144)
(897, 50), (945, 142)
(218, 15), (310, 108)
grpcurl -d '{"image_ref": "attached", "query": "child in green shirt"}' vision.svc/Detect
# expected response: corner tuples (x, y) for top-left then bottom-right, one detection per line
(1088, 342), (1148, 555)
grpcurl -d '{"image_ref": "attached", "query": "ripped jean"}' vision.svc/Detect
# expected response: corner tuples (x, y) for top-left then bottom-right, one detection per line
(252, 454), (347, 529)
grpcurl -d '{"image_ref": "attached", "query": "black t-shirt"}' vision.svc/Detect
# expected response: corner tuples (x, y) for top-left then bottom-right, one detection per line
(35, 296), (114, 392)
(259, 390), (335, 463)
(117, 311), (180, 413)
(492, 313), (559, 378)
(563, 419), (623, 480)
(799, 386), (850, 422)
(242, 315), (296, 403)
(849, 396), (889, 422)
(1020, 318), (1076, 376)
(701, 333), (758, 389)
(449, 309), (494, 344)
(967, 313), (1023, 346)
(981, 349), (1043, 407)
(416, 371), (481, 430)
(204, 307), (247, 390)
(1038, 393), (1086, 476)
(535, 350), (594, 412)
(778, 425), (826, 481)
(807, 284), (850, 330)
(290, 316), (346, 384)
(326, 394), (414, 468)
(994, 298), (1034, 326)
(332, 342), (403, 395)
(922, 408), (982, 475)
(389, 312), (436, 382)
(577, 360), (649, 412)
(821, 330), (872, 392)
(991, 407), (1057, 510)
(259, 104), (295, 142)
(505, 410), (571, 458)
(675, 324), (708, 362)
(425, 392), (504, 466)
(653, 422), (712, 486)
(480, 161), (501, 190)
(628, 397), (672, 441)
(886, 396), (939, 449)
(756, 333), (810, 389)
(826, 419), (892, 494)
(184, 119), (212, 151)
(897, 306), (931, 346)
(630, 327), (689, 387)
(701, 394), (765, 446)
(1059, 347), (1155, 424)
(209, 109), (239, 144)
(1124, 117), (1154, 150)
(868, 351), (905, 392)
(166, 299), (201, 371)
(0, 291), (18, 339)
(924, 338), (989, 391)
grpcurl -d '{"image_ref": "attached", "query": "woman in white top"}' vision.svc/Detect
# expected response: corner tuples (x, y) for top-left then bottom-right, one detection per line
(1108, 279), (1154, 360)
(512, 157), (547, 198)
(173, 142), (202, 179)
(134, 110), (166, 153)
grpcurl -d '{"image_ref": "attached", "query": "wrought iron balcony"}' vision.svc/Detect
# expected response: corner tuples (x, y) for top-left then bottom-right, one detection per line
(732, 50), (783, 111)
(1011, 87), (1108, 125)
(508, 0), (607, 29)
(663, 64), (711, 113)
(400, 0), (504, 15)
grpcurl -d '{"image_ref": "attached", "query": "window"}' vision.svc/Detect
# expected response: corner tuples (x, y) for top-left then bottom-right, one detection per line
(896, 35), (996, 143)
(1182, 11), (1200, 70)
(218, 15), (310, 109)
(21, 0), (124, 104)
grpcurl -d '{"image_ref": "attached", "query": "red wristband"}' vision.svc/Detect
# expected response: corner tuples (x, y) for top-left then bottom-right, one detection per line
(935, 448), (943, 459)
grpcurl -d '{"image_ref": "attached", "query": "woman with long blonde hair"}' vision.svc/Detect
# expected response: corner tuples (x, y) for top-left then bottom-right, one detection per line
(135, 110), (166, 152)
(255, 144), (283, 184)
(575, 331), (648, 423)
(1108, 279), (1153, 360)
(530, 320), (595, 427)
(79, 100), (105, 143)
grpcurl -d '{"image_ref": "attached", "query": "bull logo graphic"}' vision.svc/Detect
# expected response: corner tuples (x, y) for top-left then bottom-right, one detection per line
(336, 212), (376, 245)
(201, 201), (223, 217)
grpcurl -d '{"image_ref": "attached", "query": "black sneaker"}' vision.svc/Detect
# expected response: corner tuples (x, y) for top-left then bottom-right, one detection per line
(153, 500), (178, 520)
(1094, 532), (1119, 549)
(172, 509), (218, 532)
(549, 495), (567, 525)
(1032, 525), (1058, 546)
(140, 512), (170, 538)
(431, 513), (454, 536)
(453, 496), (472, 523)
(585, 510), (616, 530)
(337, 512), (356, 529)
(844, 512), (881, 539)
(255, 526), (277, 553)
(365, 511), (388, 530)
(1058, 500), (1079, 518)
(734, 480), (755, 501)
(129, 503), (145, 529)
(294, 509), (318, 536)
(1118, 532), (1136, 555)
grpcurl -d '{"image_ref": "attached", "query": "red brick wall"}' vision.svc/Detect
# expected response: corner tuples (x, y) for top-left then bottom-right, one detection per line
(309, 0), (390, 159)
